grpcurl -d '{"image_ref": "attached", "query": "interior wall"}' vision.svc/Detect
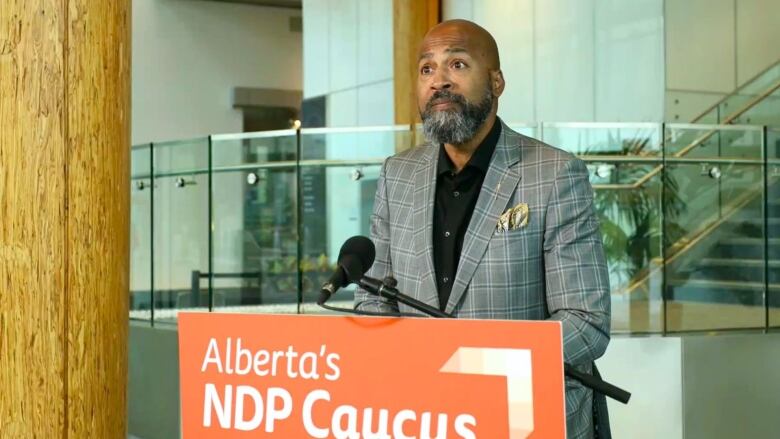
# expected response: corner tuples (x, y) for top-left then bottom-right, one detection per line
(128, 323), (180, 439)
(443, 0), (665, 123)
(132, 0), (303, 144)
(131, 1), (303, 299)
(597, 337), (684, 439)
(302, 0), (394, 128)
(302, 0), (395, 260)
(664, 0), (780, 122)
(682, 333), (780, 439)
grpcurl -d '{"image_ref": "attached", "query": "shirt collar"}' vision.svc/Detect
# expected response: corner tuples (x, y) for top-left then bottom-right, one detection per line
(437, 117), (502, 176)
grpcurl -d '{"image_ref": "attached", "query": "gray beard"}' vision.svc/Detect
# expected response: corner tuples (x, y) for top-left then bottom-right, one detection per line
(421, 88), (493, 145)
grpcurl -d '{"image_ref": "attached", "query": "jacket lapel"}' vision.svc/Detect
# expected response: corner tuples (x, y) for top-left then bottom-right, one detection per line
(445, 124), (523, 314)
(412, 144), (440, 309)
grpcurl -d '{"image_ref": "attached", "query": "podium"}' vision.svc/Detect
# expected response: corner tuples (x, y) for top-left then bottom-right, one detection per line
(179, 313), (566, 438)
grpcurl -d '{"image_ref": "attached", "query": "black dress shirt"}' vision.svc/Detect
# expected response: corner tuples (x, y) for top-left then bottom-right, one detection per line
(433, 118), (501, 310)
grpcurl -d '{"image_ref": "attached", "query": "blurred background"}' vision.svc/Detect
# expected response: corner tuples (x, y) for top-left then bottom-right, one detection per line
(128, 1), (780, 438)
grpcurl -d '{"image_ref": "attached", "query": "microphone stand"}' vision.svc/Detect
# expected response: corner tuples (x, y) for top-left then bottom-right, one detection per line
(358, 276), (631, 404)
(358, 277), (452, 318)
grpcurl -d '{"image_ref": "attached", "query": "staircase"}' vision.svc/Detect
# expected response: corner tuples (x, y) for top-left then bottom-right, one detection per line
(664, 60), (780, 312)
(609, 59), (780, 332)
(666, 180), (780, 308)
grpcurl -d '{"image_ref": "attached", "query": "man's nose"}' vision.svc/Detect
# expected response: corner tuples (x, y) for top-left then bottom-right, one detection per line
(431, 70), (452, 91)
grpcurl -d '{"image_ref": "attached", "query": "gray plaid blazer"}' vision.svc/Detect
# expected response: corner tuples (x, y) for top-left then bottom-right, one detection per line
(355, 120), (611, 439)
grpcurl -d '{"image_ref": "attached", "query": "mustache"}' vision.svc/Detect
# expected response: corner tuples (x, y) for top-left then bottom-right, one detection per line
(425, 90), (467, 111)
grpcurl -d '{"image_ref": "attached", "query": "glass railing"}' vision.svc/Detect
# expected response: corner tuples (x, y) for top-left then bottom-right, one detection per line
(130, 143), (152, 319)
(663, 124), (766, 331)
(130, 122), (780, 334)
(692, 59), (780, 126)
(768, 127), (780, 329)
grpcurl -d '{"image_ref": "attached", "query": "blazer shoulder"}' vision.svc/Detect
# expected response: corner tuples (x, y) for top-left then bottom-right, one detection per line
(384, 143), (435, 172)
(516, 133), (575, 162)
(508, 130), (581, 174)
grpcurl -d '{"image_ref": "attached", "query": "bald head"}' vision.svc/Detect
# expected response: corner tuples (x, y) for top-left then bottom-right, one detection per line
(419, 19), (500, 70)
(416, 19), (505, 149)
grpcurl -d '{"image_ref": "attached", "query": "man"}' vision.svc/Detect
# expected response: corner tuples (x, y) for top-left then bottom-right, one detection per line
(355, 19), (610, 438)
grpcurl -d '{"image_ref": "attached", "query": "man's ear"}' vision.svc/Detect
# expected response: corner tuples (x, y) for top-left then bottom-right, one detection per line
(492, 70), (505, 97)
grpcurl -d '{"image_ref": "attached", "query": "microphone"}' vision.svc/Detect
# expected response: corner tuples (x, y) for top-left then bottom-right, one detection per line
(317, 236), (376, 305)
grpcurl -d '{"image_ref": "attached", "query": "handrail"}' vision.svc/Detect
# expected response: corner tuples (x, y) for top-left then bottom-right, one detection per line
(615, 172), (779, 298)
(133, 61), (780, 190)
(134, 91), (779, 190)
(690, 58), (780, 124)
(591, 79), (779, 191)
(130, 159), (390, 180)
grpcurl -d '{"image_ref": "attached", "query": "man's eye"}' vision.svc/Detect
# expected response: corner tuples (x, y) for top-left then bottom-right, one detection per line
(420, 66), (432, 75)
(452, 61), (466, 69)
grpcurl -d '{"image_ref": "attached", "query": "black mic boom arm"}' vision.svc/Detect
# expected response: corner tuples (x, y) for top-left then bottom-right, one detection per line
(357, 275), (631, 404)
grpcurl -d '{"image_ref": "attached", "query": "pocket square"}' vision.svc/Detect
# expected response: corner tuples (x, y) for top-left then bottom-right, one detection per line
(496, 203), (529, 233)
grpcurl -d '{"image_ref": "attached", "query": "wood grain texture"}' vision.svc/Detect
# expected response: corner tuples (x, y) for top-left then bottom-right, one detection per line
(0, 1), (67, 437)
(393, 0), (440, 129)
(65, 0), (130, 437)
(0, 0), (129, 437)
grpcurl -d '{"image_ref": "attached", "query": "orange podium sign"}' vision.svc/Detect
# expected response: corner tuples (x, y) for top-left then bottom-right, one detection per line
(179, 313), (565, 438)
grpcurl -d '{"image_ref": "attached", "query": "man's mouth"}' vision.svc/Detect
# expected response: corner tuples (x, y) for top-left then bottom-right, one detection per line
(429, 99), (458, 110)
(432, 101), (453, 109)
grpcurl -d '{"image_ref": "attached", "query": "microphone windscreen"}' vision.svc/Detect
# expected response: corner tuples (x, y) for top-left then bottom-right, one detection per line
(337, 236), (375, 279)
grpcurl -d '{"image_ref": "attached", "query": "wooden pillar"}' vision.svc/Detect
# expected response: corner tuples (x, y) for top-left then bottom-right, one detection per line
(393, 0), (440, 128)
(0, 1), (130, 437)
